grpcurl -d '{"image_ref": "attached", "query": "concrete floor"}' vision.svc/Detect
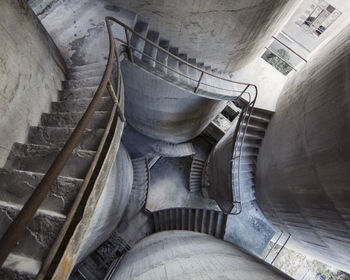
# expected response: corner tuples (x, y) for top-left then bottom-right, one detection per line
(146, 157), (219, 211)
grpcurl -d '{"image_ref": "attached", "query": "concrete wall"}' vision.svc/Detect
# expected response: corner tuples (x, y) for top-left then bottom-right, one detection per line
(255, 24), (350, 273)
(109, 0), (301, 73)
(121, 60), (227, 143)
(31, 0), (301, 72)
(76, 144), (133, 263)
(0, 0), (65, 166)
(111, 231), (291, 279)
(205, 125), (235, 212)
(31, 0), (138, 67)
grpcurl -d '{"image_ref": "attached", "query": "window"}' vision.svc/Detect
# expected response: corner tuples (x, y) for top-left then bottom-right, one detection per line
(261, 37), (306, 76)
(300, 1), (341, 36)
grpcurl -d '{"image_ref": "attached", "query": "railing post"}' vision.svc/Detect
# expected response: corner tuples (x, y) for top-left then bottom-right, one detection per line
(125, 28), (134, 63)
(107, 81), (126, 122)
(194, 72), (204, 93)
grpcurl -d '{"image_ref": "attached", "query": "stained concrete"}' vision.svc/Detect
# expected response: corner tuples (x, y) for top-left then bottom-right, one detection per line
(122, 60), (227, 143)
(76, 144), (133, 263)
(0, 0), (65, 166)
(111, 231), (291, 279)
(255, 24), (350, 273)
(146, 157), (219, 211)
(104, 0), (301, 73)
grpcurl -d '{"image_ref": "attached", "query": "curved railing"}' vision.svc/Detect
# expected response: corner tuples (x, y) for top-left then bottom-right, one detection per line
(0, 16), (126, 275)
(109, 17), (257, 215)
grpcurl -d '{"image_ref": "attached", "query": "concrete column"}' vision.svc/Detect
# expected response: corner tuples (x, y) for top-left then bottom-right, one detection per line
(111, 231), (291, 279)
(255, 25), (350, 272)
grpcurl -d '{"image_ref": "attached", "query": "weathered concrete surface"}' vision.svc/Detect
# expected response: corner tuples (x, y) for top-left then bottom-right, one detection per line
(224, 201), (275, 256)
(122, 60), (227, 143)
(76, 144), (133, 263)
(31, 0), (137, 66)
(105, 0), (301, 73)
(0, 0), (65, 166)
(111, 231), (291, 279)
(256, 24), (350, 273)
(146, 157), (219, 212)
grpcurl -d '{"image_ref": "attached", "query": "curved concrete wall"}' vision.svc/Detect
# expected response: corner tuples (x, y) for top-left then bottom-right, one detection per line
(255, 25), (350, 272)
(107, 0), (300, 72)
(31, 0), (299, 72)
(0, 0), (65, 166)
(205, 127), (235, 212)
(122, 60), (227, 143)
(111, 231), (290, 279)
(76, 144), (133, 262)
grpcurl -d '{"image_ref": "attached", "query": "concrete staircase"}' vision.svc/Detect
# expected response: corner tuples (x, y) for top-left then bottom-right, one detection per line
(0, 61), (111, 279)
(152, 208), (227, 239)
(189, 158), (206, 192)
(234, 108), (273, 203)
(129, 20), (238, 101)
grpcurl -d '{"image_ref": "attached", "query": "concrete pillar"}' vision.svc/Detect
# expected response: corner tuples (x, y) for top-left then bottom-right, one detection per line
(122, 60), (227, 143)
(111, 231), (291, 279)
(255, 25), (350, 272)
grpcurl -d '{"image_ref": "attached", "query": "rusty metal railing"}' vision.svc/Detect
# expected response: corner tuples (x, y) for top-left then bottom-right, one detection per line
(0, 16), (126, 271)
(108, 17), (257, 215)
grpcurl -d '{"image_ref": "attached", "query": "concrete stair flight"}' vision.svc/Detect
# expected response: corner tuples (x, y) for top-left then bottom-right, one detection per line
(152, 208), (227, 239)
(129, 157), (150, 216)
(233, 108), (273, 203)
(0, 61), (112, 279)
(128, 20), (241, 100)
(189, 158), (205, 192)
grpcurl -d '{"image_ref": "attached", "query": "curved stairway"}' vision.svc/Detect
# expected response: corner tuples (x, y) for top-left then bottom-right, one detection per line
(0, 61), (111, 279)
(233, 107), (273, 204)
(128, 20), (242, 101)
(152, 208), (227, 239)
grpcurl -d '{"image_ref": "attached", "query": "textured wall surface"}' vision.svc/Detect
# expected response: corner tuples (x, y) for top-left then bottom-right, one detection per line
(255, 24), (350, 273)
(121, 60), (227, 143)
(109, 0), (300, 72)
(111, 231), (291, 279)
(31, 0), (300, 72)
(76, 144), (133, 263)
(0, 0), (65, 166)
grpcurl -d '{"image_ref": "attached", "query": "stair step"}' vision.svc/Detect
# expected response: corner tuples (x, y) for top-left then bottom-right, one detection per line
(0, 200), (66, 262)
(155, 39), (170, 72)
(58, 86), (108, 101)
(67, 67), (105, 80)
(41, 111), (110, 129)
(0, 168), (83, 215)
(167, 47), (179, 79)
(1, 253), (41, 279)
(142, 30), (160, 67)
(233, 163), (256, 173)
(69, 61), (107, 73)
(28, 126), (104, 151)
(154, 142), (195, 157)
(5, 143), (95, 179)
(131, 21), (149, 59)
(244, 115), (269, 129)
(52, 96), (112, 113)
(63, 76), (101, 89)
(251, 108), (273, 121)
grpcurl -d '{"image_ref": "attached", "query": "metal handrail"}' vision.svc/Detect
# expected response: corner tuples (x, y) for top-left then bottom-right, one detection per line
(0, 16), (125, 268)
(110, 17), (258, 215)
